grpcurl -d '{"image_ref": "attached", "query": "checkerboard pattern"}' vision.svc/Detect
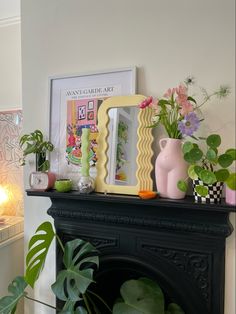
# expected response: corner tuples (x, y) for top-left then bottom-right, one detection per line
(193, 180), (223, 204)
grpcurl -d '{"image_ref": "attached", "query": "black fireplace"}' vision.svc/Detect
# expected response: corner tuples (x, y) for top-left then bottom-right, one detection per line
(27, 190), (235, 314)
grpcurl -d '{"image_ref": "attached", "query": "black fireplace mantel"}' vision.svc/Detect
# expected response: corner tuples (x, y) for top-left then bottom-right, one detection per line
(26, 190), (235, 314)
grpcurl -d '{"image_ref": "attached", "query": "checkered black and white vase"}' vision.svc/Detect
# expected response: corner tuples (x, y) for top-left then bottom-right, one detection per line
(192, 179), (223, 204)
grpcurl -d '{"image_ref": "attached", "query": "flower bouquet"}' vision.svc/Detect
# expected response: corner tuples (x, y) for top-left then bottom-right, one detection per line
(139, 78), (230, 199)
(139, 78), (230, 139)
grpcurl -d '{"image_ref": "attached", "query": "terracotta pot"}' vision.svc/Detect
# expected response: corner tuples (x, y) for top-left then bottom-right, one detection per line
(155, 138), (188, 199)
(225, 186), (236, 206)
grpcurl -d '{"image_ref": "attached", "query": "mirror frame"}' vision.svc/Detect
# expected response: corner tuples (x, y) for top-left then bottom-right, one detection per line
(95, 95), (153, 195)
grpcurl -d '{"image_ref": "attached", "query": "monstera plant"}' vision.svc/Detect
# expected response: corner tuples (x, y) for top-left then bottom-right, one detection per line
(19, 129), (54, 171)
(0, 221), (185, 314)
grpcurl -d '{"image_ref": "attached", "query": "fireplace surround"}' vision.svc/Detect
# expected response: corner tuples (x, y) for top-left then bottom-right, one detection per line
(26, 190), (235, 314)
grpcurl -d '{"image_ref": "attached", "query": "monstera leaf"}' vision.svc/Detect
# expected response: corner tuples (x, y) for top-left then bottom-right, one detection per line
(25, 221), (55, 287)
(52, 239), (98, 302)
(0, 276), (27, 314)
(113, 277), (165, 314)
(58, 300), (88, 314)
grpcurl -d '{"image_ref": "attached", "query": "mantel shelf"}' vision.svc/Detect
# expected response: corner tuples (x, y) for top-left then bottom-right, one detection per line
(26, 189), (236, 214)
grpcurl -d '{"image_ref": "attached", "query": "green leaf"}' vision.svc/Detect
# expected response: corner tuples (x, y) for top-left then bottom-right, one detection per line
(182, 142), (194, 154)
(195, 185), (208, 197)
(51, 239), (98, 302)
(206, 134), (221, 148)
(198, 169), (217, 185)
(225, 148), (236, 160)
(226, 173), (236, 190)
(218, 154), (233, 168)
(187, 96), (197, 104)
(25, 221), (55, 288)
(75, 307), (88, 314)
(40, 160), (50, 172)
(33, 130), (43, 142)
(167, 303), (185, 314)
(193, 165), (204, 178)
(113, 277), (165, 314)
(177, 180), (188, 192)
(184, 148), (203, 163)
(23, 143), (37, 155)
(188, 165), (198, 180)
(206, 148), (217, 163)
(58, 300), (88, 314)
(158, 99), (171, 107)
(214, 169), (230, 182)
(0, 276), (27, 314)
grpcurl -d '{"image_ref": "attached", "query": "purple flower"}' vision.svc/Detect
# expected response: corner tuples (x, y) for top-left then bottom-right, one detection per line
(178, 112), (200, 136)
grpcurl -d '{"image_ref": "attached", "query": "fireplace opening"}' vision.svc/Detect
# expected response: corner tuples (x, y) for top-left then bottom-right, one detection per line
(89, 254), (185, 314)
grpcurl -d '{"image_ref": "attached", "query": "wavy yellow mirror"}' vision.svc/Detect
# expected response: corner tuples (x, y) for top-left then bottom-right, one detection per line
(95, 95), (153, 195)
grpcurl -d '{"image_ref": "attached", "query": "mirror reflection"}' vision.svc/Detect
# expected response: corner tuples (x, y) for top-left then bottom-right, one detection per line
(106, 107), (138, 186)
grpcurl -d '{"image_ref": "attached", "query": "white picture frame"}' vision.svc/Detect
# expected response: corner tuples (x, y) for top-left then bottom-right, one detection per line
(49, 67), (136, 187)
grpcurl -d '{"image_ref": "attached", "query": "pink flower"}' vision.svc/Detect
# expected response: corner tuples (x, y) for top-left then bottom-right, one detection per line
(139, 96), (153, 109)
(164, 88), (176, 98)
(179, 100), (193, 116)
(176, 84), (187, 96)
(175, 84), (189, 106)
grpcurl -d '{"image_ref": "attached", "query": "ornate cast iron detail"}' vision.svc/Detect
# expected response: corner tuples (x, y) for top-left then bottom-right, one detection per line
(77, 235), (118, 250)
(142, 244), (211, 303)
(48, 206), (232, 237)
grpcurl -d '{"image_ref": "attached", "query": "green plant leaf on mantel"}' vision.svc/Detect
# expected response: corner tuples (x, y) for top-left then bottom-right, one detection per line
(184, 148), (203, 163)
(52, 239), (98, 302)
(225, 148), (236, 160)
(198, 169), (217, 185)
(206, 134), (221, 148)
(113, 277), (165, 314)
(25, 221), (55, 288)
(0, 276), (27, 314)
(206, 148), (217, 163)
(188, 165), (198, 180)
(218, 154), (233, 168)
(177, 180), (188, 192)
(195, 185), (208, 197)
(182, 142), (194, 154)
(226, 173), (236, 190)
(214, 169), (230, 182)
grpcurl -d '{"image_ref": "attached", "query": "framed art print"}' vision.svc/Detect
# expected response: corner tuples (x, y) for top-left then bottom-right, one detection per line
(49, 67), (136, 187)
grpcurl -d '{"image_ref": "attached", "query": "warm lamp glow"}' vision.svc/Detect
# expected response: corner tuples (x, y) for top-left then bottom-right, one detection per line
(0, 186), (8, 205)
(0, 184), (23, 216)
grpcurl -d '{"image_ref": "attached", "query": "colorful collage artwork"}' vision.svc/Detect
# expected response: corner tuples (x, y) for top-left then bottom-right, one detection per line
(66, 98), (103, 167)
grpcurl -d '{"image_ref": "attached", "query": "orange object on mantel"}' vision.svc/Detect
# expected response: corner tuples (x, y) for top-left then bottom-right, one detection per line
(138, 191), (158, 199)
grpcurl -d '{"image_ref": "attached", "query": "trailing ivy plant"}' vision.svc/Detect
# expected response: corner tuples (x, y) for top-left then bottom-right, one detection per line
(19, 129), (54, 171)
(0, 221), (185, 314)
(178, 134), (236, 196)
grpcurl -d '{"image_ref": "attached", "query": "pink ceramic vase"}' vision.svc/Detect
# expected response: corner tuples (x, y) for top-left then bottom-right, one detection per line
(225, 186), (236, 206)
(155, 138), (188, 199)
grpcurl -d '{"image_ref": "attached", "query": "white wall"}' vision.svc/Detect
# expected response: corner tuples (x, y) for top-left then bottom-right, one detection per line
(21, 0), (235, 313)
(0, 235), (24, 314)
(0, 23), (21, 109)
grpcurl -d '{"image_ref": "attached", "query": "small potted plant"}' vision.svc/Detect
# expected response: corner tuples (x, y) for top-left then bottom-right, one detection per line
(178, 134), (236, 203)
(20, 129), (54, 171)
(19, 129), (56, 190)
